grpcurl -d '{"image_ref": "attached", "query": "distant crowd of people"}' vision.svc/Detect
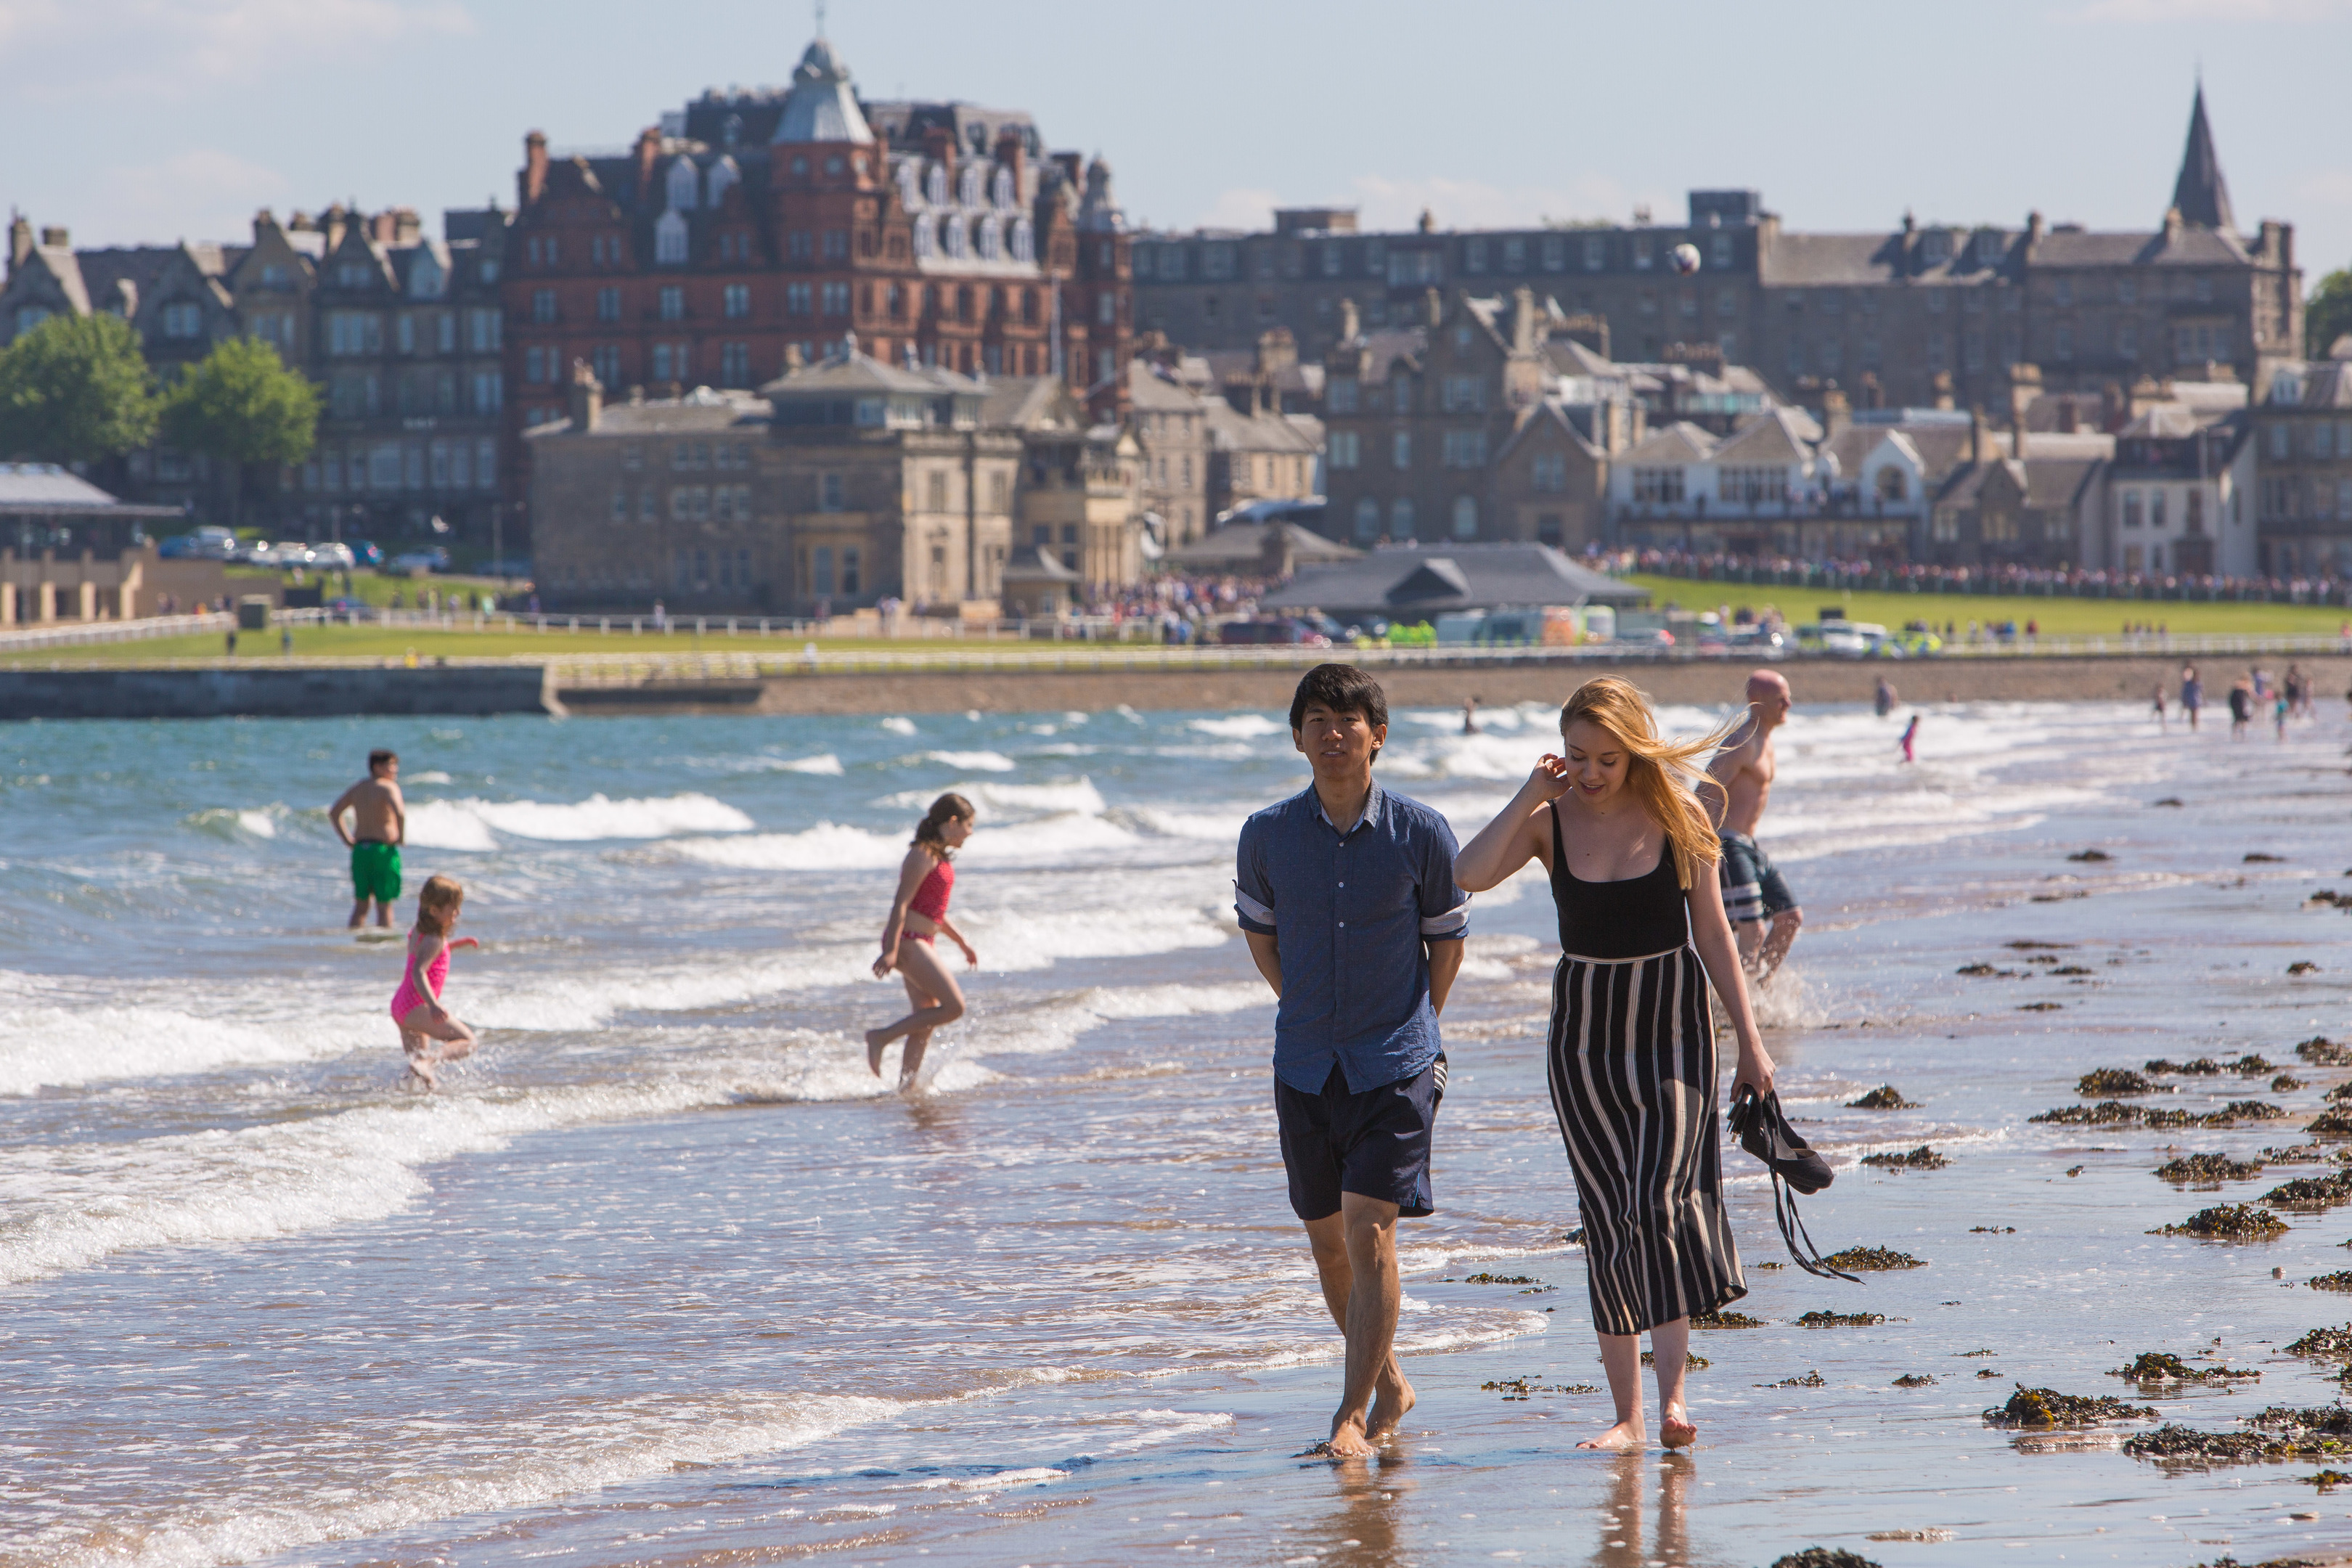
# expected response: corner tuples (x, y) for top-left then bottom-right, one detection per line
(1614, 547), (2352, 605)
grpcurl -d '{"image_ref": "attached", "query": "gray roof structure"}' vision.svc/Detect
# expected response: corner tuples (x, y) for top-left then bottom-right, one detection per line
(1261, 543), (1646, 618)
(771, 37), (873, 145)
(2263, 360), (2352, 409)
(757, 348), (982, 399)
(0, 462), (183, 518)
(1619, 422), (1720, 466)
(1164, 519), (1359, 569)
(2171, 84), (2235, 232)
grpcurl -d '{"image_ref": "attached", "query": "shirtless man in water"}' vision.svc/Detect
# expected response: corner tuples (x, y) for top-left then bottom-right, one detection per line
(1702, 671), (1802, 981)
(329, 750), (407, 928)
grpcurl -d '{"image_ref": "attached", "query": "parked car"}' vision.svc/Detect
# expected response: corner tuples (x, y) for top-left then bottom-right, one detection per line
(1726, 626), (1787, 655)
(308, 542), (356, 571)
(346, 539), (385, 569)
(1217, 617), (1331, 648)
(161, 525), (237, 560)
(388, 547), (452, 576)
(1611, 628), (1677, 650)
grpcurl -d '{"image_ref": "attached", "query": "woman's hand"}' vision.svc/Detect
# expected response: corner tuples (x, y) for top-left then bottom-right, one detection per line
(872, 945), (899, 979)
(1732, 1037), (1777, 1098)
(957, 941), (979, 969)
(1528, 754), (1575, 801)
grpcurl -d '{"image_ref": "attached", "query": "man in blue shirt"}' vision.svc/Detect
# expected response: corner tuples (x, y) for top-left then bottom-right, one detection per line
(1235, 663), (1467, 1458)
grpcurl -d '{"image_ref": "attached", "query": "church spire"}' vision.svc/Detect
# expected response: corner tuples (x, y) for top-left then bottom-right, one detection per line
(2168, 81), (2236, 232)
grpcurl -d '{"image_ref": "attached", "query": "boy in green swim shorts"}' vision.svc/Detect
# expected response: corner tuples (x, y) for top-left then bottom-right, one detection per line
(330, 749), (407, 928)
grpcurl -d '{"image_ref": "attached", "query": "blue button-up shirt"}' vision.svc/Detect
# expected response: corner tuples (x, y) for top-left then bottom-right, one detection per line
(1235, 779), (1469, 1095)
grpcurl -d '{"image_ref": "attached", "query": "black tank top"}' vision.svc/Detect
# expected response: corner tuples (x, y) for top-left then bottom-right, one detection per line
(1549, 803), (1691, 959)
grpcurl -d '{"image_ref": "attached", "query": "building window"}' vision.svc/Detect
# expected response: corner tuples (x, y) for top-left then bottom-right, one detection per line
(467, 309), (500, 352)
(822, 282), (849, 315)
(1530, 452), (1566, 492)
(720, 343), (751, 386)
(1583, 234), (1606, 271)
(1440, 375), (1484, 413)
(2122, 491), (2142, 528)
(523, 346), (549, 385)
(592, 345), (621, 388)
(659, 286), (685, 322)
(531, 288), (557, 324)
(788, 282), (812, 315)
(1633, 468), (1684, 505)
(1442, 429), (1487, 467)
(841, 548), (860, 595)
(1719, 466), (1786, 506)
(2054, 325), (2073, 359)
(1328, 430), (1360, 469)
(2150, 491), (2168, 529)
(1328, 377), (1358, 413)
(1465, 237), (1488, 273)
(2269, 424), (2290, 460)
(473, 371), (502, 412)
(1390, 497), (1416, 539)
(724, 283), (751, 319)
(818, 473), (844, 512)
(2117, 323), (2138, 357)
(1351, 497), (1380, 540)
(1450, 496), (1477, 539)
(1392, 432), (1411, 470)
(161, 301), (205, 339)
(1711, 233), (1733, 269)
(655, 212), (687, 264)
(595, 286), (620, 324)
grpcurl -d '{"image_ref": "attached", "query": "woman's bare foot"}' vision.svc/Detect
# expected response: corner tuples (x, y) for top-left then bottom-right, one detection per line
(1660, 1408), (1697, 1450)
(1575, 1420), (1646, 1452)
(1322, 1413), (1376, 1459)
(864, 1029), (889, 1076)
(1365, 1363), (1416, 1442)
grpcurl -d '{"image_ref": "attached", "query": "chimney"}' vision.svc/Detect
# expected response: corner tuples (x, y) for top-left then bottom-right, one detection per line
(2025, 210), (2044, 248)
(1511, 286), (1537, 354)
(1338, 297), (1360, 343)
(994, 128), (1025, 196)
(1858, 369), (1883, 410)
(369, 210), (399, 245)
(1417, 208), (1434, 234)
(322, 203), (348, 250)
(2009, 362), (2041, 460)
(251, 208), (278, 244)
(1821, 385), (1851, 444)
(2102, 380), (2127, 432)
(9, 216), (32, 269)
(1255, 326), (1297, 376)
(2057, 399), (2080, 435)
(568, 358), (603, 431)
(523, 131), (550, 205)
(38, 224), (68, 250)
(783, 342), (806, 373)
(1930, 370), (1954, 411)
(923, 125), (956, 181)
(1424, 287), (1442, 329)
(1969, 405), (1986, 464)
(636, 126), (661, 200)
(2128, 374), (2165, 419)
(391, 207), (422, 246)
(2162, 205), (2183, 248)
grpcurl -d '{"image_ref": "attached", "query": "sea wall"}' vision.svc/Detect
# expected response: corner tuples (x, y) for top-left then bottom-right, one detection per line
(626, 654), (2352, 718)
(0, 666), (554, 721)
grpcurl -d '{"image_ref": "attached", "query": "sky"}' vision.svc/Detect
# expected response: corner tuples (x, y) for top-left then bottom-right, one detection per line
(2, 0), (2347, 298)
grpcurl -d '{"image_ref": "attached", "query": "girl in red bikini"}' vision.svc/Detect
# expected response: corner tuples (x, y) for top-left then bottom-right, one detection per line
(865, 793), (979, 1092)
(393, 874), (479, 1090)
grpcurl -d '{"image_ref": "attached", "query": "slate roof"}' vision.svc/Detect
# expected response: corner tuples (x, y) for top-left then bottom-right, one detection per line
(2171, 85), (2235, 233)
(979, 375), (1075, 429)
(2263, 361), (2352, 409)
(1934, 454), (2106, 513)
(1260, 543), (1646, 617)
(1205, 399), (1320, 455)
(1000, 544), (1080, 582)
(772, 37), (874, 144)
(0, 462), (181, 515)
(1127, 362), (1203, 412)
(1494, 400), (1606, 465)
(1618, 421), (1720, 466)
(758, 349), (982, 399)
(2030, 225), (2250, 268)
(526, 390), (768, 439)
(1710, 407), (1813, 466)
(1164, 518), (1360, 568)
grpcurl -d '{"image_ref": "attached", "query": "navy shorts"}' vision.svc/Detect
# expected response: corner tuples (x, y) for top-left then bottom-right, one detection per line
(1719, 832), (1798, 925)
(1274, 1055), (1445, 1222)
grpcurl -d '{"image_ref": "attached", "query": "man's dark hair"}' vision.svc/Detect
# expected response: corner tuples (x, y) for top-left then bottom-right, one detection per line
(1289, 663), (1388, 734)
(368, 749), (397, 772)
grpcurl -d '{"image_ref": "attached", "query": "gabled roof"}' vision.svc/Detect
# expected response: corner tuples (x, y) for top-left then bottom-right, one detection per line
(1543, 338), (1617, 378)
(1620, 421), (1718, 466)
(759, 348), (981, 399)
(2030, 225), (2250, 269)
(1164, 518), (1359, 568)
(1710, 407), (1813, 466)
(1127, 362), (1204, 412)
(1000, 544), (1080, 582)
(1493, 399), (1606, 465)
(1204, 398), (1319, 454)
(1259, 543), (1647, 617)
(2263, 362), (2352, 409)
(979, 375), (1077, 430)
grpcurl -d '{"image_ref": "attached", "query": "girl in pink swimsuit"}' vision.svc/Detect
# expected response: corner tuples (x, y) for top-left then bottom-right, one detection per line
(866, 792), (979, 1092)
(393, 874), (480, 1090)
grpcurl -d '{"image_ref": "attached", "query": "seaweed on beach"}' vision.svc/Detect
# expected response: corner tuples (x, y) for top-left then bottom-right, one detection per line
(2290, 961), (2322, 976)
(1848, 1085), (1919, 1109)
(2263, 1174), (2352, 1209)
(1983, 1385), (2157, 1428)
(2030, 1100), (2144, 1124)
(1821, 1246), (1925, 1270)
(2308, 1110), (2352, 1135)
(1797, 1310), (1886, 1328)
(1861, 1146), (1948, 1170)
(2228, 1054), (2279, 1074)
(2247, 853), (2287, 863)
(1892, 1373), (1936, 1387)
(2274, 1074), (2306, 1092)
(1955, 963), (2017, 978)
(2147, 1057), (2227, 1075)
(2151, 1204), (2290, 1238)
(2052, 965), (2095, 976)
(1638, 1350), (1708, 1368)
(1959, 1349), (1997, 1357)
(1970, 1225), (2016, 1233)
(1768, 1551), (1882, 1568)
(2109, 1350), (2260, 1382)
(2124, 1425), (2288, 1462)
(2284, 1325), (2352, 1360)
(1457, 1273), (1539, 1285)
(2303, 1469), (2352, 1488)
(2067, 849), (2113, 862)
(2327, 1083), (2352, 1104)
(2030, 890), (2090, 902)
(2263, 1143), (2348, 1164)
(2155, 1153), (2265, 1184)
(2307, 1272), (2352, 1292)
(2298, 1037), (2352, 1066)
(2221, 1101), (2289, 1122)
(2019, 1001), (2063, 1012)
(1690, 1310), (1765, 1328)
(1480, 1376), (1593, 1401)
(1759, 1370), (1827, 1388)
(2006, 940), (2074, 950)
(2079, 1069), (2156, 1095)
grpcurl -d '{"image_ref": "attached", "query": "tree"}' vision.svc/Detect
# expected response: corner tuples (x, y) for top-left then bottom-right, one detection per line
(2310, 268), (2352, 361)
(162, 336), (319, 469)
(0, 312), (159, 465)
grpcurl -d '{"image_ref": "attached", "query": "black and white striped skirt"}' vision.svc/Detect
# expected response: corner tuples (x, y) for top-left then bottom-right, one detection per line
(1545, 944), (1746, 1336)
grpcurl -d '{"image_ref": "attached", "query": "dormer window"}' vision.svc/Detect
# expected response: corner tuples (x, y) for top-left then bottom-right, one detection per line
(992, 167), (1015, 209)
(667, 158), (700, 212)
(655, 211), (688, 265)
(161, 302), (203, 338)
(260, 264), (290, 290)
(1974, 230), (2003, 264)
(1922, 230), (1951, 264)
(338, 261), (373, 288)
(825, 155), (845, 176)
(926, 165), (949, 206)
(898, 162), (923, 211)
(944, 218), (969, 260)
(1010, 220), (1034, 263)
(959, 165), (984, 207)
(409, 258), (444, 299)
(977, 217), (1003, 261)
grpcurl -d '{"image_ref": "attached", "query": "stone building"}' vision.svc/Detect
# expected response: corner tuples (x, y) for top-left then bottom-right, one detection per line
(1132, 88), (2298, 415)
(1126, 360), (1209, 547)
(501, 32), (1132, 526)
(1204, 395), (1320, 521)
(2252, 346), (2352, 576)
(0, 205), (511, 547)
(2085, 377), (2253, 576)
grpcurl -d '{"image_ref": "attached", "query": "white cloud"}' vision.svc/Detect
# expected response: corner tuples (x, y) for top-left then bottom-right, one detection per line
(0, 0), (473, 95)
(80, 148), (292, 247)
(1198, 187), (1281, 232)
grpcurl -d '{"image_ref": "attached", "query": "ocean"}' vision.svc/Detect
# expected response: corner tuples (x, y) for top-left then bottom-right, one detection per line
(4, 691), (2351, 1567)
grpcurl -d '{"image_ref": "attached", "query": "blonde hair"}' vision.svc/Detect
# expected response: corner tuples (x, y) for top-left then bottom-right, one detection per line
(1558, 677), (1738, 889)
(911, 792), (974, 861)
(415, 874), (465, 935)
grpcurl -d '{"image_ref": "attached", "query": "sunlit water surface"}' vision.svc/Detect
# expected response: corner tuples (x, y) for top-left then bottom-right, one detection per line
(3, 695), (2351, 1567)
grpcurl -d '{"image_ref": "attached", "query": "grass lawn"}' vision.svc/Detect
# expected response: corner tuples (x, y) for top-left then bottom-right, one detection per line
(3, 623), (1142, 666)
(223, 566), (519, 611)
(1626, 573), (2352, 638)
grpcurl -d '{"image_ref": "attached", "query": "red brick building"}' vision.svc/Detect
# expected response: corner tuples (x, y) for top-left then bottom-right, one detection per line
(500, 34), (1130, 533)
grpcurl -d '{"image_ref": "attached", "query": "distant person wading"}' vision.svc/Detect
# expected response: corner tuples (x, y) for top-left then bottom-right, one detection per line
(865, 793), (980, 1094)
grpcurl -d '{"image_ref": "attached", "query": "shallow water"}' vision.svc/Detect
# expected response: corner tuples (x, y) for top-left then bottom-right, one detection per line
(5, 696), (2352, 1567)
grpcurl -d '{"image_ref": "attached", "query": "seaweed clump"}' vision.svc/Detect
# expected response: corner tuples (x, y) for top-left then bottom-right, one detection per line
(1638, 1349), (1708, 1368)
(2110, 1351), (2260, 1383)
(1689, 1310), (1765, 1328)
(1767, 1551), (1882, 1568)
(2284, 1325), (2352, 1361)
(2147, 1057), (2226, 1075)
(1480, 1376), (1595, 1400)
(1458, 1273), (1538, 1285)
(1861, 1146), (1948, 1170)
(1983, 1385), (2157, 1428)
(2263, 1174), (2352, 1209)
(2152, 1204), (2290, 1238)
(2221, 1100), (2289, 1122)
(2298, 1037), (2352, 1066)
(1892, 1373), (1936, 1388)
(2274, 1074), (2306, 1092)
(2079, 1067), (2155, 1096)
(2308, 1110), (2352, 1136)
(1797, 1310), (1886, 1328)
(2155, 1153), (2264, 1184)
(1760, 1370), (1826, 1388)
(2123, 1425), (2292, 1463)
(1848, 1085), (1919, 1110)
(2308, 1272), (2352, 1293)
(1822, 1246), (1925, 1270)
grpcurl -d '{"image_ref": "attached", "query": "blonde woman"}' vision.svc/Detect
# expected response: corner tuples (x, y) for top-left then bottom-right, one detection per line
(1455, 677), (1773, 1453)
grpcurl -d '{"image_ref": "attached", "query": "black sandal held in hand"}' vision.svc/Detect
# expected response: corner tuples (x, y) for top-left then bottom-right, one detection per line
(1726, 1085), (1859, 1283)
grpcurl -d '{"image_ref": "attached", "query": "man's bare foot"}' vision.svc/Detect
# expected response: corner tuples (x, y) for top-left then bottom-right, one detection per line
(865, 1029), (889, 1076)
(1365, 1363), (1416, 1442)
(1575, 1420), (1646, 1452)
(1661, 1409), (1697, 1450)
(1323, 1414), (1375, 1458)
